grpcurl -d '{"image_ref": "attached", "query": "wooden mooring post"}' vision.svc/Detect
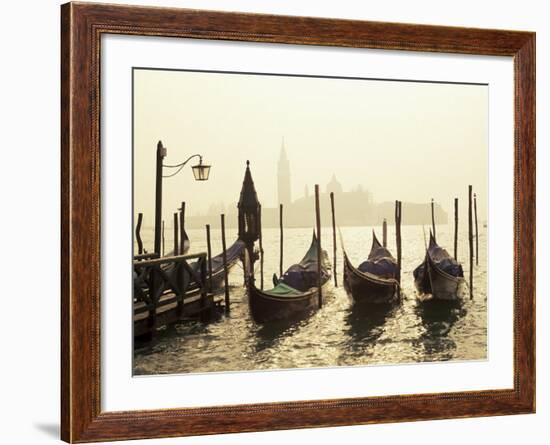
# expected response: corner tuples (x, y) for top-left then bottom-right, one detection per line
(395, 200), (402, 284)
(474, 193), (479, 266)
(315, 185), (322, 308)
(179, 201), (186, 253)
(135, 212), (144, 255)
(330, 192), (338, 287)
(221, 214), (230, 313)
(431, 198), (436, 241)
(382, 218), (387, 248)
(206, 224), (213, 292)
(161, 220), (165, 257)
(259, 204), (264, 290)
(199, 254), (209, 322)
(279, 203), (284, 278)
(154, 140), (166, 255)
(454, 198), (458, 260)
(173, 213), (179, 256)
(468, 185), (474, 299)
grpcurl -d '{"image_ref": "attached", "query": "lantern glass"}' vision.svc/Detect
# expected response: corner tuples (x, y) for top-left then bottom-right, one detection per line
(192, 162), (211, 181)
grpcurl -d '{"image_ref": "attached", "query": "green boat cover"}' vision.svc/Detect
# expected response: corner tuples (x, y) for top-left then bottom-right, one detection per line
(264, 232), (331, 295)
(264, 282), (304, 297)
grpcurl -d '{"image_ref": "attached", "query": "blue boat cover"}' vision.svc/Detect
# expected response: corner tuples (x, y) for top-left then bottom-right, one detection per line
(357, 233), (398, 279)
(279, 233), (331, 292)
(414, 233), (464, 278)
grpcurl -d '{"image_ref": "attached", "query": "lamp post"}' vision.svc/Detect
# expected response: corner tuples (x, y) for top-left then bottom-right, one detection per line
(153, 140), (211, 256)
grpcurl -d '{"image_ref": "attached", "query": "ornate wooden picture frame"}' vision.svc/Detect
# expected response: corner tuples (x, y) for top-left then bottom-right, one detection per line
(61, 2), (535, 442)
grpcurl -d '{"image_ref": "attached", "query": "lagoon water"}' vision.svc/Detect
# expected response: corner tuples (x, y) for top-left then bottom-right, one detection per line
(133, 224), (487, 375)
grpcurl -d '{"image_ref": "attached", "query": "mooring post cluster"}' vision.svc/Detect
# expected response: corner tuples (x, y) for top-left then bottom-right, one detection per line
(133, 153), (484, 340)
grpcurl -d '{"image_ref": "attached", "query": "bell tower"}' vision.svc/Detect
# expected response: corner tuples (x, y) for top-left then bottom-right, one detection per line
(277, 138), (291, 207)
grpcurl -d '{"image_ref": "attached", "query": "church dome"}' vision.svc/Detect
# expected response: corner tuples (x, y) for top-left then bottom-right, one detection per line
(326, 174), (343, 194)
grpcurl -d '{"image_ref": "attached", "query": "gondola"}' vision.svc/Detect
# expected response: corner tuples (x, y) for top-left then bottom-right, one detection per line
(157, 238), (245, 297)
(342, 232), (400, 304)
(187, 239), (245, 294)
(413, 232), (466, 301)
(247, 232), (332, 323)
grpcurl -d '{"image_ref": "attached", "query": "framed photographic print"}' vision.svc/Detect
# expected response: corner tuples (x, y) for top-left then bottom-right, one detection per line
(61, 2), (535, 442)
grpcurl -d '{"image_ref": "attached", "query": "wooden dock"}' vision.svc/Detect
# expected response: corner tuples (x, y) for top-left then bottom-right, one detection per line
(133, 251), (221, 337)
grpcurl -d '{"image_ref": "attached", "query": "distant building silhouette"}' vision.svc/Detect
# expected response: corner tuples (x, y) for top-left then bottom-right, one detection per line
(326, 174), (343, 195)
(277, 138), (291, 207)
(183, 144), (448, 229)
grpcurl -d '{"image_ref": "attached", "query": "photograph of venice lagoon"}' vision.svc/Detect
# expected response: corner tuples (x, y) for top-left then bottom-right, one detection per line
(132, 68), (488, 375)
(133, 224), (487, 375)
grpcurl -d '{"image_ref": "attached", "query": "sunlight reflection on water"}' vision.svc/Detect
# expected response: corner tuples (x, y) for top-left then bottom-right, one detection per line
(134, 224), (487, 375)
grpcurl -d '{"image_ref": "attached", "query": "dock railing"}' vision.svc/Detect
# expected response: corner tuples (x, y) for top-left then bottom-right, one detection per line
(133, 252), (209, 334)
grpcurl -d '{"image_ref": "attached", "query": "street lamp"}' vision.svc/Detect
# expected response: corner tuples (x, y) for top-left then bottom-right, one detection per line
(191, 158), (211, 181)
(154, 140), (211, 255)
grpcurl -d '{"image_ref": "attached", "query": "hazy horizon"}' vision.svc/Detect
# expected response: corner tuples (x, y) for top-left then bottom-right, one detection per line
(133, 68), (488, 226)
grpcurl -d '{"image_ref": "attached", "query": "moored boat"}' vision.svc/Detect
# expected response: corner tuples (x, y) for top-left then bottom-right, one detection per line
(414, 232), (466, 301)
(343, 232), (400, 304)
(158, 239), (245, 297)
(248, 233), (331, 323)
(187, 239), (245, 294)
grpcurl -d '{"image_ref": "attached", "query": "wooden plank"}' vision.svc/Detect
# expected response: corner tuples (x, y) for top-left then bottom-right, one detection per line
(133, 252), (206, 267)
(134, 252), (159, 261)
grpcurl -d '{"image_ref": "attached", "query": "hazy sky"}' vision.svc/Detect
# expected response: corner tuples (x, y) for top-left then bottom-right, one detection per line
(133, 68), (487, 225)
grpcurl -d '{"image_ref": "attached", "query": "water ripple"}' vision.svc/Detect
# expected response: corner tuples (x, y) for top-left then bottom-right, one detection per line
(134, 225), (487, 375)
